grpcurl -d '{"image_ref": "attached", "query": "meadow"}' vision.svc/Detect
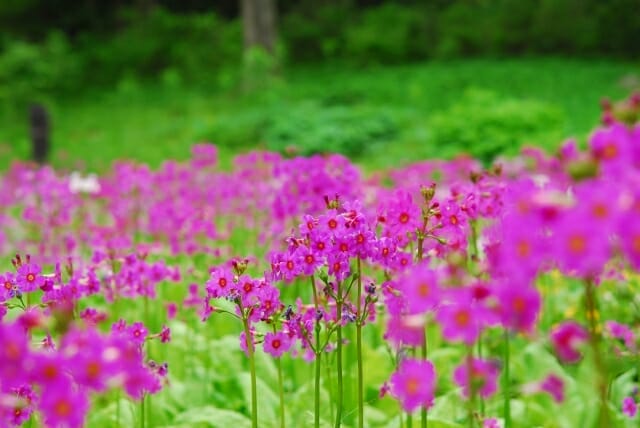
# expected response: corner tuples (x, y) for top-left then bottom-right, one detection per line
(1, 58), (638, 171)
(1, 71), (640, 428)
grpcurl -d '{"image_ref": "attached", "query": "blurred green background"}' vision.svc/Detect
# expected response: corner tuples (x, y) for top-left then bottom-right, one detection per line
(1, 0), (639, 171)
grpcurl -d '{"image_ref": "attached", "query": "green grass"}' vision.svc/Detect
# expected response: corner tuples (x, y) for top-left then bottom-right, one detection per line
(0, 58), (638, 171)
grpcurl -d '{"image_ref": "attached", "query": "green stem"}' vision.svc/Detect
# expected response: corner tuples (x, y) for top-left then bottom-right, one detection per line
(140, 394), (145, 428)
(242, 316), (258, 428)
(335, 280), (344, 428)
(273, 324), (286, 428)
(116, 390), (121, 428)
(421, 327), (428, 428)
(276, 357), (285, 428)
(585, 278), (610, 427)
(467, 350), (476, 428)
(477, 337), (485, 417)
(310, 275), (321, 428)
(356, 257), (364, 428)
(503, 330), (511, 428)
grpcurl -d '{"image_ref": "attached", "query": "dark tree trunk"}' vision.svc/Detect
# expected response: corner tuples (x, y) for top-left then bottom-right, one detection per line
(29, 104), (50, 165)
(241, 0), (277, 54)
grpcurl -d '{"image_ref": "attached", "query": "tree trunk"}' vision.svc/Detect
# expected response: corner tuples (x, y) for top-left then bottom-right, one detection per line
(241, 0), (277, 54)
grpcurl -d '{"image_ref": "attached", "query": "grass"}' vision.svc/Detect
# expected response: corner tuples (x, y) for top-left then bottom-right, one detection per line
(0, 57), (638, 171)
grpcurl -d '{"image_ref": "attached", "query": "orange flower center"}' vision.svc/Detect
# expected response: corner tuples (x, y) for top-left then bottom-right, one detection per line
(406, 377), (420, 395)
(417, 283), (430, 298)
(568, 234), (586, 254)
(26, 273), (35, 282)
(54, 399), (72, 417)
(455, 310), (471, 327)
(272, 339), (281, 349)
(516, 240), (531, 258)
(602, 142), (618, 160)
(87, 361), (101, 379)
(513, 297), (526, 313)
(592, 204), (608, 219)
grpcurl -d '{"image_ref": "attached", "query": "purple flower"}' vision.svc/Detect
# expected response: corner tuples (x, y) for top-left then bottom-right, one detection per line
(623, 396), (637, 418)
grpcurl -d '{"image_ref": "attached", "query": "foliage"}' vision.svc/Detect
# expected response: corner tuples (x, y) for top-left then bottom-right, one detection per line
(0, 59), (637, 172)
(264, 102), (397, 158)
(0, 31), (80, 106)
(427, 89), (565, 163)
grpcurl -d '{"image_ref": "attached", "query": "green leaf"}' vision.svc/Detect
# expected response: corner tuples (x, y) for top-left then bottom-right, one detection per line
(173, 406), (251, 428)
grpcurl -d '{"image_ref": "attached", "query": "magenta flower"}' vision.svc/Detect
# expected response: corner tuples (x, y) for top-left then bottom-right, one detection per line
(453, 358), (500, 399)
(159, 325), (171, 343)
(385, 314), (426, 347)
(436, 299), (485, 345)
(550, 321), (589, 363)
(16, 262), (45, 292)
(263, 331), (292, 358)
(495, 284), (540, 333)
(39, 381), (89, 428)
(127, 322), (148, 346)
(0, 272), (16, 300)
(483, 418), (501, 428)
(606, 320), (636, 350)
(397, 263), (441, 315)
(552, 210), (610, 277)
(539, 374), (564, 403)
(389, 358), (437, 412)
(623, 396), (638, 418)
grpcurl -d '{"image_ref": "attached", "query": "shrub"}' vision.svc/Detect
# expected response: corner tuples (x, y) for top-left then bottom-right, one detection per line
(0, 32), (80, 106)
(264, 102), (398, 158)
(427, 89), (565, 163)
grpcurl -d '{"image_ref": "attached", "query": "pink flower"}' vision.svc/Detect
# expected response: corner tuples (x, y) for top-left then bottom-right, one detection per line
(385, 315), (426, 347)
(453, 358), (500, 399)
(127, 322), (148, 346)
(539, 374), (564, 403)
(623, 396), (637, 418)
(159, 325), (171, 343)
(263, 332), (292, 358)
(606, 321), (636, 350)
(389, 358), (437, 412)
(16, 263), (45, 293)
(0, 272), (16, 300)
(495, 284), (540, 333)
(483, 418), (501, 428)
(550, 321), (589, 364)
(397, 263), (441, 315)
(39, 381), (89, 428)
(166, 302), (178, 319)
(436, 296), (486, 345)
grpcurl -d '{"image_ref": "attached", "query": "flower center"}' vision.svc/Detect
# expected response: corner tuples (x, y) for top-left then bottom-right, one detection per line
(516, 240), (531, 258)
(602, 142), (618, 160)
(568, 234), (586, 254)
(54, 399), (72, 417)
(455, 310), (471, 327)
(592, 204), (608, 219)
(406, 377), (420, 395)
(417, 283), (430, 298)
